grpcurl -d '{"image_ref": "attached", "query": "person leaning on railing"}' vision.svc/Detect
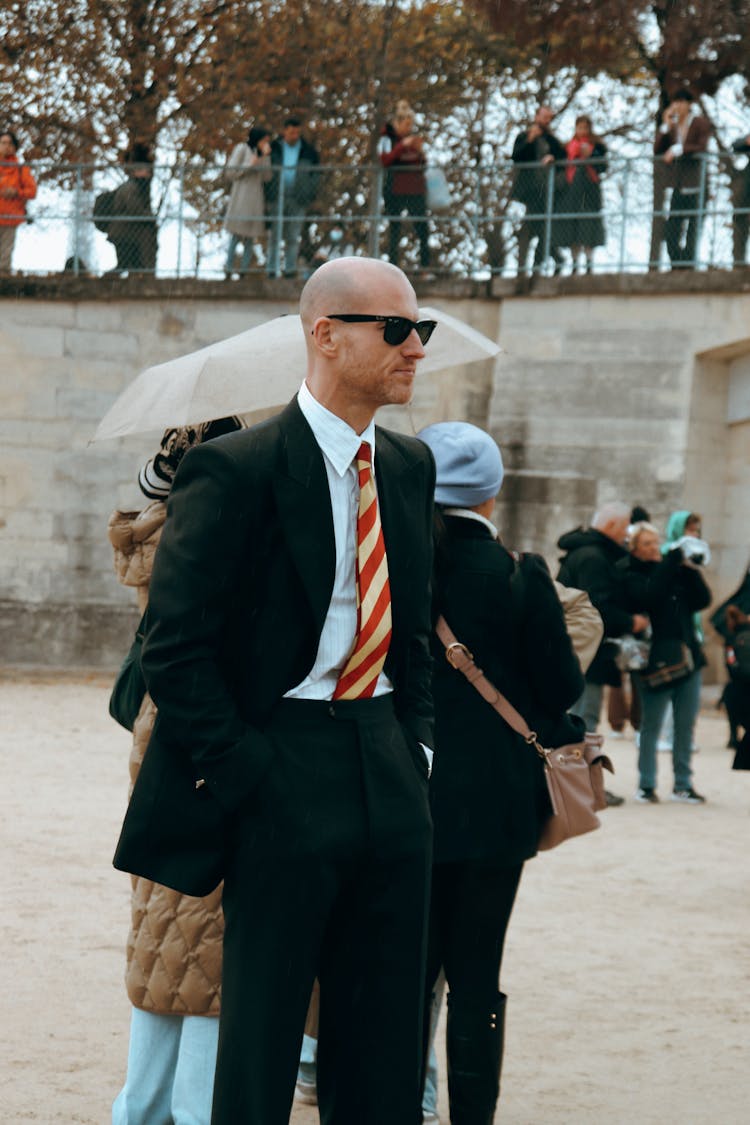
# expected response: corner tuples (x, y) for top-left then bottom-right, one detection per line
(0, 129), (37, 273)
(378, 100), (431, 272)
(730, 132), (750, 267)
(105, 142), (158, 274)
(510, 104), (566, 276)
(264, 116), (320, 278)
(557, 114), (608, 275)
(653, 89), (711, 270)
(223, 125), (272, 277)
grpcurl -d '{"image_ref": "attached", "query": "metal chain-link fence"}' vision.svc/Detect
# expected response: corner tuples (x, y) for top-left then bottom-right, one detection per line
(2, 154), (749, 278)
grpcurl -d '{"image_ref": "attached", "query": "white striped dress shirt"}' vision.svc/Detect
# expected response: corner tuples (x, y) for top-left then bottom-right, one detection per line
(284, 381), (393, 700)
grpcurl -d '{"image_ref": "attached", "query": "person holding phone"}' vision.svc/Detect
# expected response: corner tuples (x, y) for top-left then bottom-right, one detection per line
(378, 100), (431, 272)
(653, 89), (711, 269)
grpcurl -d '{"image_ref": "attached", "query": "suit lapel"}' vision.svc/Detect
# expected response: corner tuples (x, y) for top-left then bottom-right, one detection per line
(272, 399), (336, 637)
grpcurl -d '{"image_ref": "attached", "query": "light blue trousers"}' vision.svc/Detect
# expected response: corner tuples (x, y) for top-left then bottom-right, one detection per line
(266, 200), (304, 275)
(637, 668), (702, 790)
(570, 680), (603, 733)
(224, 233), (254, 273)
(112, 1007), (219, 1125)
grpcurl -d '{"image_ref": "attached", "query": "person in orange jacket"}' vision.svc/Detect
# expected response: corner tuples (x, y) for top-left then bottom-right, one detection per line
(0, 130), (36, 272)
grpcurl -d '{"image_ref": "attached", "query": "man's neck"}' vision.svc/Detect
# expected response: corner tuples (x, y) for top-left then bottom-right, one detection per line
(303, 379), (375, 436)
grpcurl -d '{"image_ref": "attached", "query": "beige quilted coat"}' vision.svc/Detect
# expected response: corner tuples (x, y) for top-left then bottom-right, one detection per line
(109, 503), (223, 1016)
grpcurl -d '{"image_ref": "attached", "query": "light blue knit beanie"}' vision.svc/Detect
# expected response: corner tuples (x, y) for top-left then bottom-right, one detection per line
(417, 421), (504, 507)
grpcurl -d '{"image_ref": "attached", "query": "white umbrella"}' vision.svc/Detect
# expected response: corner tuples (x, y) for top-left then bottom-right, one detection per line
(92, 306), (501, 441)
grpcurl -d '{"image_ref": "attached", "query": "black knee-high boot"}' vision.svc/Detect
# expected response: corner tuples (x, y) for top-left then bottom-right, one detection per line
(446, 991), (506, 1125)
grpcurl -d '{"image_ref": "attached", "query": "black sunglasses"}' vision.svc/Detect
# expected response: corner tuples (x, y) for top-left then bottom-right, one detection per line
(326, 314), (437, 346)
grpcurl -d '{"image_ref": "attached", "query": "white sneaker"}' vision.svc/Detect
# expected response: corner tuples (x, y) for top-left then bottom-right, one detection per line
(670, 787), (706, 804)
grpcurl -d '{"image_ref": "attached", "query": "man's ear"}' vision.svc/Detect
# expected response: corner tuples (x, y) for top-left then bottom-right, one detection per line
(311, 316), (337, 357)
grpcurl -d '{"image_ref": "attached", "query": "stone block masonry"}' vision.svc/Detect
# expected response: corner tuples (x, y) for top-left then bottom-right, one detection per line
(2, 272), (750, 669)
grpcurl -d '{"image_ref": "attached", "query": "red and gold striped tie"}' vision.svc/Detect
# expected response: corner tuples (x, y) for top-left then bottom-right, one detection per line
(333, 441), (392, 700)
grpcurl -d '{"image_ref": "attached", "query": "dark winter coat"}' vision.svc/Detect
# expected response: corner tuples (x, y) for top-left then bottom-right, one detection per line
(106, 176), (157, 265)
(510, 126), (567, 210)
(264, 137), (320, 207)
(429, 515), (584, 866)
(557, 139), (608, 249)
(617, 548), (711, 671)
(557, 527), (634, 686)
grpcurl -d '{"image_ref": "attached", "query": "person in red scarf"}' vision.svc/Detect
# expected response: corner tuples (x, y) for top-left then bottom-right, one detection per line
(559, 115), (608, 274)
(0, 130), (36, 273)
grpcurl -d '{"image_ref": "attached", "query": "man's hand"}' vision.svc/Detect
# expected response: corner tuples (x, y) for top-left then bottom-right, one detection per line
(541, 154), (555, 165)
(632, 614), (649, 634)
(663, 149), (676, 164)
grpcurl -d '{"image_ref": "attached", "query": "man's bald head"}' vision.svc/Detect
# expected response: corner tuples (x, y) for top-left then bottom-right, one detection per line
(299, 257), (415, 337)
(299, 256), (425, 431)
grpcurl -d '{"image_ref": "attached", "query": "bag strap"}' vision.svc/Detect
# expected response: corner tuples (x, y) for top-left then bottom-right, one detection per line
(434, 613), (543, 755)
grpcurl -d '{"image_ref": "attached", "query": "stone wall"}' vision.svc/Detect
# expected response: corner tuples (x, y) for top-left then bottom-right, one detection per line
(2, 271), (749, 670)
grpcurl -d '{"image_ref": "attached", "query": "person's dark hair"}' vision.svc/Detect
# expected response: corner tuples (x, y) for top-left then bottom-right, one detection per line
(575, 114), (593, 131)
(1, 129), (19, 151)
(126, 142), (152, 164)
(672, 88), (694, 103)
(247, 126), (270, 150)
(284, 116), (302, 129)
(630, 505), (651, 524)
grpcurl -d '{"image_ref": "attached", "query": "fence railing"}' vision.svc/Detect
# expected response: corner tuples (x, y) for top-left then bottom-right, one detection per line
(2, 153), (749, 279)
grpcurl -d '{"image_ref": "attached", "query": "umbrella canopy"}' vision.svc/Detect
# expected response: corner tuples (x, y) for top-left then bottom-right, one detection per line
(92, 306), (501, 441)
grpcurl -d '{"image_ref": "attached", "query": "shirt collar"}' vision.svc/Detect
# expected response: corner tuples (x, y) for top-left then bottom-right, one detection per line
(297, 380), (376, 477)
(443, 506), (499, 539)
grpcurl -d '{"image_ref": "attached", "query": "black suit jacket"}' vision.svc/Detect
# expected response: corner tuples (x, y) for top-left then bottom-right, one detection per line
(114, 398), (435, 895)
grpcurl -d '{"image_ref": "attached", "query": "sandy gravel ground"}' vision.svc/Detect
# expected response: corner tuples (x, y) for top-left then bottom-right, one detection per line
(2, 671), (748, 1125)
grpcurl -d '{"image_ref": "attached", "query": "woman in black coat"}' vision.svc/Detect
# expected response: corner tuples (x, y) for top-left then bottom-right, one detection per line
(618, 523), (711, 802)
(558, 114), (608, 273)
(417, 422), (585, 1125)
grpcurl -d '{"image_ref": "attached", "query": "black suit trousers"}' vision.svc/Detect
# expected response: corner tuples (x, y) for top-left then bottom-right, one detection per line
(211, 695), (433, 1125)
